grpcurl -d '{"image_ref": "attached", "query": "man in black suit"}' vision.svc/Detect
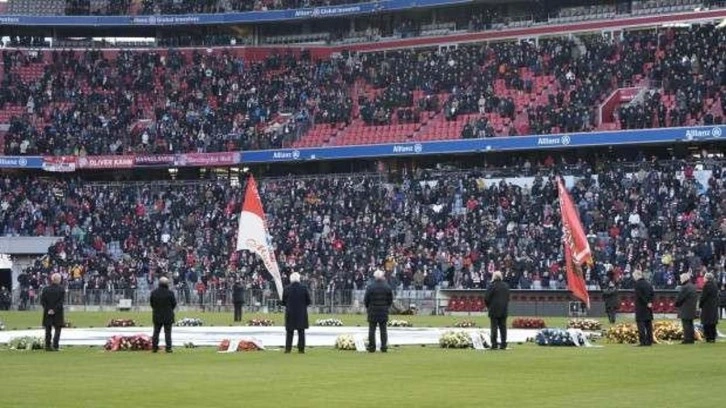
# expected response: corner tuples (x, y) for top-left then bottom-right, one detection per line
(602, 281), (619, 324)
(150, 277), (177, 353)
(634, 269), (654, 346)
(675, 273), (698, 344)
(484, 271), (510, 350)
(232, 278), (244, 322)
(40, 273), (65, 351)
(282, 272), (311, 354)
(364, 269), (393, 352)
(699, 272), (719, 343)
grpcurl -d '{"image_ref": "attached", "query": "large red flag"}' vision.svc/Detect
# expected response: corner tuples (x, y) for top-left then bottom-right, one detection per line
(556, 177), (592, 308)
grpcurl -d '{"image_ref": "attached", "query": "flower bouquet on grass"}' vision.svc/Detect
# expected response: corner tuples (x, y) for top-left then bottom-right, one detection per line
(104, 335), (152, 351)
(107, 319), (137, 328)
(175, 318), (204, 327)
(315, 319), (344, 327)
(218, 339), (231, 352)
(184, 342), (196, 349)
(247, 319), (275, 326)
(7, 336), (44, 351)
(62, 321), (74, 328)
(454, 320), (478, 328)
(237, 340), (262, 352)
(604, 323), (639, 344)
(653, 321), (703, 343)
(512, 318), (546, 329)
(0, 320), (5, 331)
(387, 320), (412, 327)
(335, 334), (357, 350)
(535, 329), (585, 347)
(567, 319), (601, 331)
(439, 331), (474, 349)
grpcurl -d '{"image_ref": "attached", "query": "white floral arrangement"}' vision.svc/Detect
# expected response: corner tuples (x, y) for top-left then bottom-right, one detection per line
(0, 320), (5, 331)
(8, 336), (44, 351)
(439, 331), (474, 349)
(315, 319), (344, 327)
(567, 319), (602, 331)
(175, 318), (204, 327)
(388, 320), (412, 327)
(335, 334), (357, 350)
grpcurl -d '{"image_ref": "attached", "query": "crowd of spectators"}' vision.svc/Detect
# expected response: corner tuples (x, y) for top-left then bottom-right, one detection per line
(3, 156), (725, 301)
(58, 0), (374, 15)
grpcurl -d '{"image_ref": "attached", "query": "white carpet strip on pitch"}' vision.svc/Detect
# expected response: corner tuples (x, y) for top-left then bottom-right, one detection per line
(0, 326), (539, 348)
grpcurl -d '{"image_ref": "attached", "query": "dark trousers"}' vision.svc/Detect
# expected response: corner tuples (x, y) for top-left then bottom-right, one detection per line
(152, 323), (172, 351)
(606, 309), (617, 324)
(720, 307), (726, 319)
(490, 317), (507, 349)
(702, 323), (717, 342)
(637, 319), (653, 345)
(44, 325), (61, 350)
(233, 302), (243, 322)
(681, 319), (695, 343)
(285, 329), (305, 352)
(368, 321), (388, 352)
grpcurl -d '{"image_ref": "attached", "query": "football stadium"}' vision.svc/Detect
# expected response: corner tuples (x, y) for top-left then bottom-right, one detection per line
(0, 0), (725, 407)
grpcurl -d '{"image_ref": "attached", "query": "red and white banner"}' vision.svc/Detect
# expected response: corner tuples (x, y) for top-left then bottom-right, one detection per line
(135, 154), (176, 166)
(557, 177), (592, 308)
(236, 175), (283, 300)
(42, 156), (77, 172)
(78, 155), (135, 169)
(176, 152), (239, 167)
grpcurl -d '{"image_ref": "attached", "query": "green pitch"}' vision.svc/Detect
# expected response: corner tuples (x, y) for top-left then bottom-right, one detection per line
(0, 312), (723, 407)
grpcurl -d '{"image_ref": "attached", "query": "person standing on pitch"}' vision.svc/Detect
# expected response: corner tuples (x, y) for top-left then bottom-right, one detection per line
(40, 273), (65, 352)
(150, 277), (177, 353)
(675, 273), (698, 344)
(484, 271), (510, 350)
(602, 280), (619, 324)
(699, 272), (719, 343)
(364, 269), (393, 353)
(282, 272), (311, 354)
(634, 269), (654, 346)
(232, 278), (244, 322)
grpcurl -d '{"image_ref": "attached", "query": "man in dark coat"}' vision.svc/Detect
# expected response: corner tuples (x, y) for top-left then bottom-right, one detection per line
(675, 273), (698, 344)
(364, 269), (393, 353)
(698, 272), (719, 343)
(232, 279), (244, 322)
(633, 269), (654, 346)
(281, 272), (311, 354)
(40, 273), (65, 351)
(484, 271), (510, 350)
(602, 281), (619, 324)
(150, 277), (177, 353)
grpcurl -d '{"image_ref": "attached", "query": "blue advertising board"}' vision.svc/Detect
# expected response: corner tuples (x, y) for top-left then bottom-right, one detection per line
(0, 0), (470, 27)
(0, 156), (42, 168)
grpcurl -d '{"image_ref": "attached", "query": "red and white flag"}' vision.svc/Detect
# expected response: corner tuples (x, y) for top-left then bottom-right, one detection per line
(236, 175), (283, 300)
(556, 177), (592, 308)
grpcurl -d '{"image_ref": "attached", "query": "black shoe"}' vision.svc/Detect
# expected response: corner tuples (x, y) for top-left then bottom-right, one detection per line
(284, 350), (291, 354)
(298, 350), (305, 354)
(152, 349), (158, 353)
(381, 349), (387, 353)
(367, 349), (375, 353)
(165, 349), (173, 353)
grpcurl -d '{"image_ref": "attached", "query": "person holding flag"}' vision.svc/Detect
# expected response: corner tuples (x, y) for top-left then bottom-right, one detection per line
(556, 177), (591, 309)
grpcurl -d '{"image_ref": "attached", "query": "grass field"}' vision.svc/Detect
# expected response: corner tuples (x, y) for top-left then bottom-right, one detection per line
(0, 311), (722, 408)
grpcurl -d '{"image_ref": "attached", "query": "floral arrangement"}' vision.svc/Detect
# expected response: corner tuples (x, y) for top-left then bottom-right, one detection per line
(247, 319), (275, 326)
(604, 323), (640, 344)
(605, 321), (703, 344)
(175, 318), (204, 327)
(184, 342), (196, 349)
(567, 319), (602, 331)
(7, 336), (44, 350)
(454, 320), (478, 328)
(653, 321), (703, 342)
(218, 339), (231, 352)
(388, 320), (412, 327)
(62, 321), (74, 328)
(315, 319), (344, 327)
(237, 340), (262, 351)
(0, 320), (5, 331)
(439, 331), (474, 349)
(535, 329), (585, 347)
(512, 318), (546, 329)
(334, 334), (357, 350)
(107, 319), (137, 327)
(103, 335), (152, 351)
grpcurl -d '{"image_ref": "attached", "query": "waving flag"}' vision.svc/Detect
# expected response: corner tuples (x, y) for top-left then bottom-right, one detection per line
(556, 177), (592, 308)
(236, 175), (283, 300)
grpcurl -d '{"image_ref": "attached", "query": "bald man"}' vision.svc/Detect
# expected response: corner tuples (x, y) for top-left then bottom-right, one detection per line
(40, 273), (65, 351)
(150, 277), (177, 353)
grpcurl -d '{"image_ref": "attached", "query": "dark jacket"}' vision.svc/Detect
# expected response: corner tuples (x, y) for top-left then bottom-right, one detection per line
(232, 282), (245, 304)
(40, 283), (65, 327)
(282, 282), (311, 330)
(364, 280), (393, 323)
(602, 287), (619, 311)
(150, 285), (177, 325)
(634, 278), (654, 321)
(675, 282), (698, 320)
(698, 280), (719, 325)
(720, 288), (726, 307)
(484, 280), (510, 319)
